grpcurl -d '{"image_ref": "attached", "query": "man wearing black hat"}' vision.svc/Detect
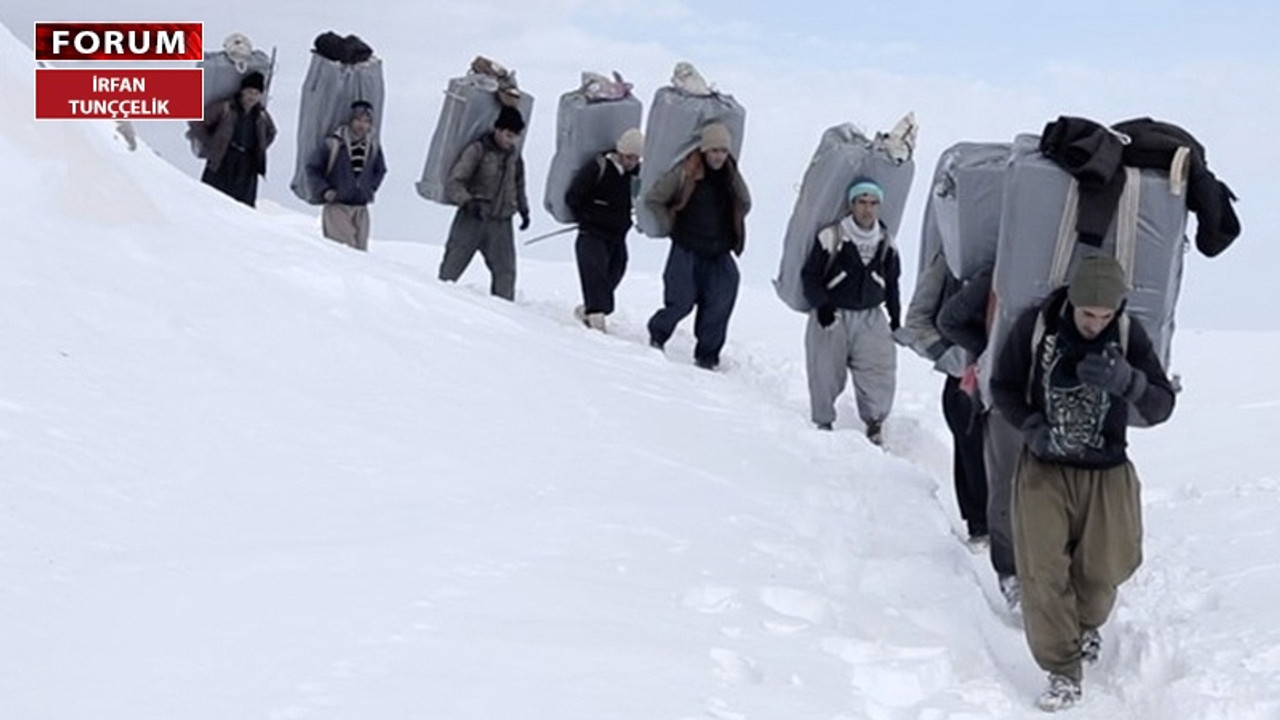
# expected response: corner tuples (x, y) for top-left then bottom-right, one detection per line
(990, 253), (1176, 711)
(304, 100), (388, 251)
(439, 105), (531, 301)
(189, 70), (277, 207)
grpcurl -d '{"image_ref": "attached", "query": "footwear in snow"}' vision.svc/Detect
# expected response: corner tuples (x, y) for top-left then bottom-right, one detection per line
(865, 419), (884, 446)
(1035, 673), (1081, 712)
(965, 533), (990, 554)
(816, 422), (833, 431)
(999, 574), (1022, 612)
(1080, 627), (1101, 664)
(585, 312), (607, 332)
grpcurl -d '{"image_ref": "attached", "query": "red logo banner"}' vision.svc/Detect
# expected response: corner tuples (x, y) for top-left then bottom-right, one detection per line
(35, 69), (204, 120)
(35, 22), (202, 61)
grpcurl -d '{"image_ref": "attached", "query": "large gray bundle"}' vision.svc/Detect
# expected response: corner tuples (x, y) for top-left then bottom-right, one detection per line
(989, 134), (1189, 373)
(929, 142), (1011, 279)
(773, 122), (915, 313)
(416, 75), (535, 205)
(542, 90), (642, 224)
(634, 86), (745, 238)
(199, 48), (273, 107)
(289, 53), (385, 204)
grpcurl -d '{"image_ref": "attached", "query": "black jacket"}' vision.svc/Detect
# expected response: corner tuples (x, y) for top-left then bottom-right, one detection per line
(1040, 115), (1240, 257)
(565, 154), (637, 239)
(800, 220), (901, 328)
(990, 287), (1176, 469)
(937, 268), (992, 358)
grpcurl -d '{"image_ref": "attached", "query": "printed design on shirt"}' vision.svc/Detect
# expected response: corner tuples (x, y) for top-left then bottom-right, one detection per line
(1039, 333), (1110, 457)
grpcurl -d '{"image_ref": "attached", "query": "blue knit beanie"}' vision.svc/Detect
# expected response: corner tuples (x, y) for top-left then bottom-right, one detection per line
(846, 178), (884, 204)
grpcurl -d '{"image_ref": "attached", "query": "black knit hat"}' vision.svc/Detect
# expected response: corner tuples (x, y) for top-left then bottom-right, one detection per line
(494, 105), (525, 133)
(239, 71), (265, 92)
(350, 100), (374, 119)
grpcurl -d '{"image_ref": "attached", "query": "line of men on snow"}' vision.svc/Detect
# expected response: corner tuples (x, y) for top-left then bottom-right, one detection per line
(181, 36), (1246, 712)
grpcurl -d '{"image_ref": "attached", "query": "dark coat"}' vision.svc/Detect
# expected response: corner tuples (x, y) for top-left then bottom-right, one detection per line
(800, 220), (902, 328)
(1040, 115), (1240, 257)
(990, 288), (1176, 469)
(645, 151), (751, 256)
(304, 127), (387, 206)
(188, 98), (276, 176)
(565, 153), (638, 239)
(937, 268), (992, 358)
(445, 134), (528, 220)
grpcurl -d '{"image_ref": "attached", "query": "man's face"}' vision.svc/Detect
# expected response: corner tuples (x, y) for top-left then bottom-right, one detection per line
(349, 114), (372, 139)
(239, 88), (262, 110)
(851, 194), (881, 230)
(703, 147), (729, 170)
(1073, 305), (1116, 340)
(618, 153), (640, 172)
(494, 128), (520, 150)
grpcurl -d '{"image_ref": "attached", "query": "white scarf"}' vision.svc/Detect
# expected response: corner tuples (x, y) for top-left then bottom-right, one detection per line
(840, 216), (882, 264)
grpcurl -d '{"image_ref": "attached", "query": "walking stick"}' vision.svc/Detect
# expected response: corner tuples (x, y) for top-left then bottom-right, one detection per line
(523, 225), (578, 246)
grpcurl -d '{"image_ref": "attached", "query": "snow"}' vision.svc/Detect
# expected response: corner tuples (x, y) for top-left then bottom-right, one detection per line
(3, 16), (1280, 720)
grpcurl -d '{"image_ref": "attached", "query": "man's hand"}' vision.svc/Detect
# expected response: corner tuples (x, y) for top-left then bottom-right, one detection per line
(816, 305), (836, 328)
(1077, 345), (1135, 397)
(519, 211), (531, 231)
(322, 189), (337, 203)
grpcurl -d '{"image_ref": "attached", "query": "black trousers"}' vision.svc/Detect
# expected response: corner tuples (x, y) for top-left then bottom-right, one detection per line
(942, 375), (989, 537)
(575, 230), (628, 315)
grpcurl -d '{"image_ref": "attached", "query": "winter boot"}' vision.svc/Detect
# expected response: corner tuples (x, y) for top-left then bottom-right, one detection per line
(865, 419), (884, 446)
(585, 312), (607, 332)
(999, 574), (1022, 612)
(1035, 673), (1081, 712)
(1080, 627), (1101, 664)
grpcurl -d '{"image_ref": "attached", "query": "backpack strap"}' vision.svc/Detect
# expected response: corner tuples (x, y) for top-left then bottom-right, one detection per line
(1025, 309), (1048, 407)
(325, 135), (342, 176)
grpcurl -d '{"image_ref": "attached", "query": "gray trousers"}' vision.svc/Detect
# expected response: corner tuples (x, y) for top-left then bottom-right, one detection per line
(439, 209), (516, 300)
(984, 409), (1022, 578)
(1012, 450), (1143, 681)
(804, 307), (896, 426)
(322, 203), (370, 251)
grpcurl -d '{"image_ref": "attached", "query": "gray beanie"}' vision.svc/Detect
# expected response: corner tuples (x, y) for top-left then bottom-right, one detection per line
(1068, 254), (1128, 310)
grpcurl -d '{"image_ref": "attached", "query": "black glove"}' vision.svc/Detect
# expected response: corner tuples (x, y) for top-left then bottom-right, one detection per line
(817, 305), (836, 328)
(518, 211), (530, 231)
(1077, 345), (1134, 397)
(465, 199), (489, 219)
(1021, 413), (1054, 458)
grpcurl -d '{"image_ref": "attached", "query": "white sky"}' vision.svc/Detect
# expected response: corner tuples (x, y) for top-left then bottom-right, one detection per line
(3, 15), (1280, 719)
(3, 1), (1276, 330)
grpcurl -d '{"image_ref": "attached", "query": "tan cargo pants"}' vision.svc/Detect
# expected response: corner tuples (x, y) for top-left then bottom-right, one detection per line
(1012, 448), (1143, 681)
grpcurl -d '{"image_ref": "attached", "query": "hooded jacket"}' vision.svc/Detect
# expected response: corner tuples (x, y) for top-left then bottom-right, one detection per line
(990, 287), (1176, 469)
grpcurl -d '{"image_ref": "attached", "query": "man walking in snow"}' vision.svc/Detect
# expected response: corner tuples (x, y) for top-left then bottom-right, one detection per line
(439, 105), (531, 301)
(188, 71), (277, 207)
(800, 178), (901, 445)
(645, 122), (751, 370)
(304, 100), (388, 251)
(990, 253), (1176, 711)
(566, 127), (643, 332)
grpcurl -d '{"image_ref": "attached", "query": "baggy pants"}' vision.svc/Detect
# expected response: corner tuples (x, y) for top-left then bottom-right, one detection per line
(1012, 449), (1143, 681)
(575, 230), (628, 315)
(804, 307), (896, 426)
(439, 210), (517, 301)
(647, 244), (739, 367)
(322, 203), (370, 251)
